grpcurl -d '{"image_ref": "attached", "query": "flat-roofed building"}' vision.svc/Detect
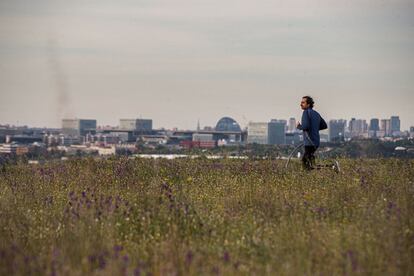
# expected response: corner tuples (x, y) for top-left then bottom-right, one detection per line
(247, 121), (286, 145)
(119, 119), (152, 131)
(390, 116), (401, 135)
(247, 122), (269, 144)
(286, 132), (302, 145)
(62, 119), (97, 137)
(269, 120), (286, 145)
(0, 143), (18, 154)
(380, 119), (391, 136)
(192, 133), (214, 142)
(329, 120), (346, 142)
(369, 118), (380, 131)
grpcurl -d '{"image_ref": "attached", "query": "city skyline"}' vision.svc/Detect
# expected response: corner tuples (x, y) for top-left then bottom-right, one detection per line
(1, 0), (413, 130)
(0, 114), (409, 133)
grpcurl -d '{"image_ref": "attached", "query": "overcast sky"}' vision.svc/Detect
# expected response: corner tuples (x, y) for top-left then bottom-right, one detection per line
(0, 0), (413, 130)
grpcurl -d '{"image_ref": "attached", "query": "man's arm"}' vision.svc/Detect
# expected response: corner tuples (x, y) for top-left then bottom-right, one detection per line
(297, 111), (310, 131)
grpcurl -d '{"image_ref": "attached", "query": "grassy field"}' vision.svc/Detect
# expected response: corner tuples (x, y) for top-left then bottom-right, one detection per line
(0, 158), (413, 275)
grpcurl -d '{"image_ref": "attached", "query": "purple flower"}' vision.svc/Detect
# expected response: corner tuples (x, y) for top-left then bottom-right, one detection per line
(98, 255), (106, 269)
(185, 250), (194, 266)
(223, 251), (230, 263)
(0, 250), (6, 259)
(88, 254), (96, 264)
(346, 250), (358, 272)
(113, 245), (123, 258)
(133, 267), (141, 276)
(122, 255), (129, 264)
(113, 245), (123, 252)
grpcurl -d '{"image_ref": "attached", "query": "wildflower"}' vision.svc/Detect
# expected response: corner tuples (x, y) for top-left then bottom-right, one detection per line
(346, 250), (358, 272)
(98, 255), (106, 269)
(133, 267), (141, 276)
(185, 250), (194, 266)
(223, 251), (230, 263)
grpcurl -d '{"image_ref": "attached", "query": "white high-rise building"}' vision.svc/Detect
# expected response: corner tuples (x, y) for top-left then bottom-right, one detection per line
(288, 117), (296, 133)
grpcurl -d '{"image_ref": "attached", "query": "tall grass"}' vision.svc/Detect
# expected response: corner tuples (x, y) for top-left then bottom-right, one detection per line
(0, 158), (413, 275)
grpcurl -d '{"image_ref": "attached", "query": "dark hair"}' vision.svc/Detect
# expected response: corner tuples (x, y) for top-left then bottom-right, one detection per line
(302, 96), (314, 108)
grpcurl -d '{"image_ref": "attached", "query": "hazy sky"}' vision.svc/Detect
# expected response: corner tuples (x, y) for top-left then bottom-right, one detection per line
(1, 0), (413, 130)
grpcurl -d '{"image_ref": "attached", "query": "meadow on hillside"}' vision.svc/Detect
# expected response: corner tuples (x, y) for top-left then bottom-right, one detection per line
(0, 158), (413, 275)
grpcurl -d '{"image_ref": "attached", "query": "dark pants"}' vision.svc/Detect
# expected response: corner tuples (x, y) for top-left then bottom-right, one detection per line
(302, 146), (316, 170)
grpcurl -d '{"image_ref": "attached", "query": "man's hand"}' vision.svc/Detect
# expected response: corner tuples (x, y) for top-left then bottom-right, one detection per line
(296, 121), (301, 129)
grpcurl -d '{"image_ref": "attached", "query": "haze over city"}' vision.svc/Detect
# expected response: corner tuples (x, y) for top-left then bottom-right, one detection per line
(1, 0), (413, 130)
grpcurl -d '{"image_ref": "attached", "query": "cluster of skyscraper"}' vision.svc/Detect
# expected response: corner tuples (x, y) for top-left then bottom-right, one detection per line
(329, 116), (401, 142)
(245, 115), (407, 145)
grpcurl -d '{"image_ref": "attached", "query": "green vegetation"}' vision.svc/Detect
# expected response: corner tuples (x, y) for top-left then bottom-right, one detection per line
(133, 139), (414, 159)
(0, 158), (413, 275)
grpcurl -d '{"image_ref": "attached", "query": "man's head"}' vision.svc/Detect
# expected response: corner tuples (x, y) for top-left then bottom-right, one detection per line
(301, 96), (314, 110)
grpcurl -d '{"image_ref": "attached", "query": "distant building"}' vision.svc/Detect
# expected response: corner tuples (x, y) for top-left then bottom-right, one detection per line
(410, 127), (414, 138)
(111, 132), (134, 142)
(329, 120), (346, 142)
(247, 122), (268, 144)
(380, 119), (391, 136)
(5, 135), (43, 144)
(119, 119), (152, 131)
(138, 135), (168, 145)
(89, 134), (121, 146)
(203, 126), (214, 131)
(368, 118), (380, 138)
(193, 133), (214, 142)
(349, 118), (368, 137)
(62, 119), (97, 137)
(270, 120), (286, 145)
(0, 127), (24, 138)
(390, 116), (401, 134)
(369, 118), (380, 131)
(59, 136), (82, 146)
(0, 143), (30, 155)
(45, 135), (60, 146)
(180, 140), (216, 149)
(90, 146), (116, 156)
(288, 117), (296, 133)
(285, 132), (302, 145)
(247, 121), (285, 145)
(0, 143), (18, 154)
(215, 117), (242, 132)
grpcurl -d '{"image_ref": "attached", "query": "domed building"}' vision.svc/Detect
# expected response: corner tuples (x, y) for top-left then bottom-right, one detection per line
(215, 117), (242, 132)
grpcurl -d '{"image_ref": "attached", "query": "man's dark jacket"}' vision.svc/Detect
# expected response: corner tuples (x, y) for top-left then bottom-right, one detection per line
(297, 108), (326, 148)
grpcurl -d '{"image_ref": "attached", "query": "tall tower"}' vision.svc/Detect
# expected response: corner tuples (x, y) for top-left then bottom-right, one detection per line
(288, 117), (296, 133)
(390, 116), (400, 134)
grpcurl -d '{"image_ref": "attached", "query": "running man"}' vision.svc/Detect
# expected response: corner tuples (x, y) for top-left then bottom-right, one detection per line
(296, 96), (327, 170)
